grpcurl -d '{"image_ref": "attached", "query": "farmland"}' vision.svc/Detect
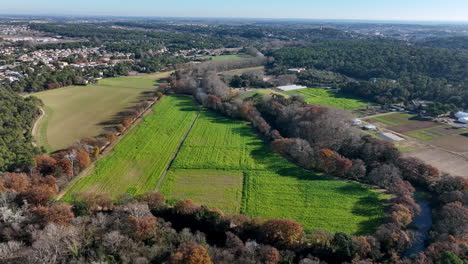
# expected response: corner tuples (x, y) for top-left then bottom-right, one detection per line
(32, 72), (170, 151)
(161, 106), (387, 234)
(62, 95), (199, 200)
(284, 88), (369, 110)
(65, 95), (386, 234)
(369, 112), (468, 177)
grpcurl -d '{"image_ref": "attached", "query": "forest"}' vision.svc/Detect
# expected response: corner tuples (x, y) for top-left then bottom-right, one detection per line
(0, 86), (41, 171)
(270, 40), (468, 108)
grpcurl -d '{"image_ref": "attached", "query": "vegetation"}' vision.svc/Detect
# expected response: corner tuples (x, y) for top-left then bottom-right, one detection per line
(163, 109), (386, 234)
(372, 113), (416, 126)
(0, 87), (41, 171)
(284, 88), (369, 110)
(271, 40), (468, 108)
(32, 74), (165, 151)
(63, 96), (199, 199)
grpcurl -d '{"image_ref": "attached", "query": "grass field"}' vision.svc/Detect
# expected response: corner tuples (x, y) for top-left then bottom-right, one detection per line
(372, 113), (415, 126)
(161, 107), (386, 234)
(284, 88), (369, 110)
(160, 169), (244, 213)
(65, 96), (386, 234)
(62, 96), (199, 200)
(31, 72), (170, 151)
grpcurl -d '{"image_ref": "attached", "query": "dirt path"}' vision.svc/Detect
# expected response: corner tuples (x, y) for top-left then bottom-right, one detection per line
(155, 111), (200, 190)
(31, 107), (45, 146)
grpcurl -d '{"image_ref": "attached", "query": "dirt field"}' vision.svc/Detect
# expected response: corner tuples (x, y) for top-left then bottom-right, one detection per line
(390, 121), (439, 133)
(406, 148), (468, 178)
(430, 135), (468, 153)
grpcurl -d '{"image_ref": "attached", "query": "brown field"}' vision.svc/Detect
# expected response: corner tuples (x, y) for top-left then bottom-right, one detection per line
(406, 148), (468, 178)
(390, 120), (439, 133)
(430, 135), (468, 153)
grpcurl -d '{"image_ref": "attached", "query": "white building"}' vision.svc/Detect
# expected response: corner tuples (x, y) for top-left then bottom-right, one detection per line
(277, 84), (307, 91)
(458, 117), (468, 124)
(455, 112), (468, 119)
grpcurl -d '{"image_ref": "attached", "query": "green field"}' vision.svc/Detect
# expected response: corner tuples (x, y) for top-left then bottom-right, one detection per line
(63, 96), (199, 200)
(372, 113), (415, 126)
(284, 88), (369, 110)
(65, 96), (386, 234)
(161, 107), (386, 234)
(31, 72), (169, 151)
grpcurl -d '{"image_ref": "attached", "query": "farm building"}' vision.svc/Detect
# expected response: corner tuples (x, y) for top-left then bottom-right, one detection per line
(459, 117), (468, 124)
(455, 111), (468, 118)
(352, 118), (363, 126)
(379, 132), (405, 142)
(363, 124), (377, 130)
(277, 84), (307, 91)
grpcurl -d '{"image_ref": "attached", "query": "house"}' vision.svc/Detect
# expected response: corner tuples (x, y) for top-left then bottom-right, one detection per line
(458, 117), (468, 124)
(455, 112), (468, 119)
(370, 78), (378, 84)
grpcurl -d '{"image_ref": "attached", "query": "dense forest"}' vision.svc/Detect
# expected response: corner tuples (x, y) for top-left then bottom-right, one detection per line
(270, 40), (468, 108)
(0, 86), (40, 171)
(417, 36), (468, 50)
(29, 23), (244, 51)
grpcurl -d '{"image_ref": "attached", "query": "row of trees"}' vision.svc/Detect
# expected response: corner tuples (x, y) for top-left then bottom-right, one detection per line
(163, 60), (467, 263)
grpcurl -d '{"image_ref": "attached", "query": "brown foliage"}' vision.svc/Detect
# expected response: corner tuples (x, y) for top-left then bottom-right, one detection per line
(171, 242), (213, 264)
(20, 184), (56, 205)
(318, 149), (352, 177)
(74, 192), (114, 212)
(0, 173), (31, 192)
(138, 191), (165, 211)
(57, 159), (73, 177)
(260, 219), (305, 248)
(128, 215), (158, 241)
(76, 150), (91, 169)
(105, 131), (117, 144)
(121, 117), (133, 128)
(390, 203), (413, 227)
(34, 154), (57, 175)
(174, 199), (201, 215)
(34, 203), (74, 226)
(261, 246), (281, 264)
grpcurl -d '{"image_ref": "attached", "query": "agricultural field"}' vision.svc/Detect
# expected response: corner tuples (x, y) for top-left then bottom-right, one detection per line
(65, 95), (387, 234)
(284, 88), (369, 110)
(369, 112), (468, 177)
(31, 72), (170, 151)
(161, 107), (387, 234)
(62, 96), (199, 200)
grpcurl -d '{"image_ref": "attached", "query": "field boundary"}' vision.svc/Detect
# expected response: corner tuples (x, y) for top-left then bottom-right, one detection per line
(155, 110), (200, 190)
(56, 98), (161, 200)
(31, 107), (45, 146)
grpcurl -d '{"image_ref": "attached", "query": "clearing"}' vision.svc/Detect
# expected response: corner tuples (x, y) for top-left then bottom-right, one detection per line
(31, 72), (170, 151)
(284, 88), (369, 110)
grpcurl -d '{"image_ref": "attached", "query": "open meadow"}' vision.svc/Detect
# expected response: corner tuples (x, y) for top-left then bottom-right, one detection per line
(32, 72), (170, 151)
(284, 88), (369, 110)
(65, 95), (387, 234)
(62, 95), (199, 200)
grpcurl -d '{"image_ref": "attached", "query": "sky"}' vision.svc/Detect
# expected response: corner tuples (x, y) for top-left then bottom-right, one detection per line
(1, 0), (468, 22)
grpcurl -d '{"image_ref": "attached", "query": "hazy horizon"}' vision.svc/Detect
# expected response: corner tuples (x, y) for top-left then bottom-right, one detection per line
(2, 0), (468, 22)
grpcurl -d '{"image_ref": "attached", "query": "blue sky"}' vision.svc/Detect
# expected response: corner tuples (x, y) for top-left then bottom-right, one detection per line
(2, 0), (468, 21)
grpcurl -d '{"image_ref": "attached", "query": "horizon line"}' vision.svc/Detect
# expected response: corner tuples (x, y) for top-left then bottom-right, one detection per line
(1, 13), (468, 25)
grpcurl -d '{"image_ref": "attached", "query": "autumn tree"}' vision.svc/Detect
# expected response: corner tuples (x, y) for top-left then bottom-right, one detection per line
(174, 199), (201, 215)
(128, 215), (158, 241)
(0, 173), (31, 193)
(138, 191), (165, 211)
(34, 203), (74, 226)
(34, 154), (57, 175)
(171, 242), (213, 264)
(260, 219), (305, 248)
(76, 150), (91, 169)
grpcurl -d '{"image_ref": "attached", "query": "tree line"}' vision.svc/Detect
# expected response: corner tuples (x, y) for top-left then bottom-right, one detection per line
(269, 40), (468, 108)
